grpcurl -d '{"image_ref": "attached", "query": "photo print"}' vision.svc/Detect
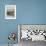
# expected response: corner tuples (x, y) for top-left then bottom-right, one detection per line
(5, 5), (16, 19)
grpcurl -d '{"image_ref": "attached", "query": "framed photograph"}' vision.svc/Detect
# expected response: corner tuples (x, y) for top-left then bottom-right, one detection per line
(5, 5), (16, 19)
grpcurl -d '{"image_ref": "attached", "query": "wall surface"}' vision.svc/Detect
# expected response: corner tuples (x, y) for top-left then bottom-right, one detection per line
(0, 0), (46, 44)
